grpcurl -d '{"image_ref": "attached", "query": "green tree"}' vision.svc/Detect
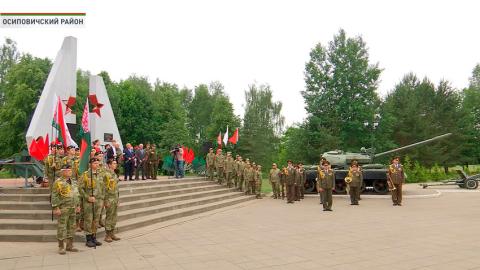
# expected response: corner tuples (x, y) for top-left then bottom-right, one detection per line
(460, 64), (480, 164)
(188, 84), (213, 140)
(0, 54), (52, 157)
(109, 76), (154, 145)
(0, 38), (20, 105)
(239, 83), (284, 168)
(152, 81), (191, 154)
(379, 74), (466, 168)
(277, 125), (309, 166)
(302, 29), (382, 163)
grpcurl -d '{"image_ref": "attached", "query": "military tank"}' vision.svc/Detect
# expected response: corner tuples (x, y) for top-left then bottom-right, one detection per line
(304, 133), (452, 194)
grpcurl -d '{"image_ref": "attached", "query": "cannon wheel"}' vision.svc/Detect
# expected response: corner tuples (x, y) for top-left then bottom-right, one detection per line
(334, 181), (346, 194)
(465, 179), (478, 190)
(305, 178), (317, 193)
(372, 179), (389, 194)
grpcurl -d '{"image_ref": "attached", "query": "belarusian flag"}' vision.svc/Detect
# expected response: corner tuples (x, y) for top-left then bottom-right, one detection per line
(228, 128), (239, 145)
(78, 100), (92, 174)
(52, 96), (77, 148)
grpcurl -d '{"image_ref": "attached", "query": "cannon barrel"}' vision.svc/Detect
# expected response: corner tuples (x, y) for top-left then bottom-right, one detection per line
(373, 133), (452, 158)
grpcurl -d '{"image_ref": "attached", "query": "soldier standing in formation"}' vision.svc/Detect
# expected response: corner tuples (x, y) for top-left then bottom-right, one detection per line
(103, 159), (121, 242)
(347, 164), (362, 205)
(144, 144), (151, 179)
(298, 163), (306, 199)
(294, 164), (301, 201)
(51, 164), (81, 254)
(244, 162), (254, 195)
(279, 166), (286, 200)
(79, 158), (104, 247)
(225, 152), (235, 188)
(318, 157), (327, 204)
(255, 165), (263, 199)
(206, 148), (216, 181)
(236, 156), (245, 191)
(284, 161), (296, 203)
(269, 163), (281, 199)
(149, 144), (159, 180)
(215, 149), (225, 184)
(317, 161), (334, 211)
(388, 156), (405, 206)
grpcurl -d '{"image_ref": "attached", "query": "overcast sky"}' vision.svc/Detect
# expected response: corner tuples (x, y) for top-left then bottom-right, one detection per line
(2, 0), (480, 125)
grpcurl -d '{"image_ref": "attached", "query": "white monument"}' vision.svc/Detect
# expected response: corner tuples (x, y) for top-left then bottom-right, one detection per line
(89, 75), (123, 150)
(26, 36), (77, 147)
(26, 36), (123, 152)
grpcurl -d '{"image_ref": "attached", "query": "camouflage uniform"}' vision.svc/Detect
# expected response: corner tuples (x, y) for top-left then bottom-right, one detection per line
(79, 169), (104, 246)
(45, 153), (62, 188)
(62, 154), (82, 230)
(224, 154), (235, 188)
(147, 147), (159, 180)
(269, 167), (281, 199)
(215, 152), (226, 184)
(206, 152), (216, 181)
(103, 168), (121, 242)
(244, 165), (254, 195)
(51, 175), (80, 253)
(237, 160), (245, 191)
(255, 167), (263, 199)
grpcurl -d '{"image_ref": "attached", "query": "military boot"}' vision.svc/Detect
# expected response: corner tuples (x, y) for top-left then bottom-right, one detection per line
(66, 238), (78, 252)
(58, 240), (66, 255)
(104, 230), (113, 243)
(111, 231), (121, 241)
(86, 235), (96, 248)
(93, 235), (102, 246)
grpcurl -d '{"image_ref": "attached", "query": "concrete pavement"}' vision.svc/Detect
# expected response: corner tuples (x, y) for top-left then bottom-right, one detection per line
(1, 184), (480, 270)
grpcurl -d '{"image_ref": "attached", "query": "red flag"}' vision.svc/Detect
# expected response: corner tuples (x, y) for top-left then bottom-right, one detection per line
(186, 148), (195, 164)
(29, 139), (43, 161)
(228, 128), (239, 145)
(182, 146), (188, 160)
(217, 132), (222, 148)
(42, 134), (49, 157)
(36, 136), (47, 159)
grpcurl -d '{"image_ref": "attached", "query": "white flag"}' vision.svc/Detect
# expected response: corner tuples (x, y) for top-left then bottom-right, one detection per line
(223, 126), (229, 146)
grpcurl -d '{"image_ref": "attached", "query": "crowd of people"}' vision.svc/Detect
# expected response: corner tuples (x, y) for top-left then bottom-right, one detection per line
(43, 139), (405, 254)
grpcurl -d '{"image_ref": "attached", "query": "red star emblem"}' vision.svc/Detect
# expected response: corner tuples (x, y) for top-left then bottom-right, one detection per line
(88, 94), (104, 117)
(63, 96), (76, 115)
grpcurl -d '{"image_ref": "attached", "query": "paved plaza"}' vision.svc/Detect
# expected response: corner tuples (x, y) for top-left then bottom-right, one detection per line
(1, 184), (480, 270)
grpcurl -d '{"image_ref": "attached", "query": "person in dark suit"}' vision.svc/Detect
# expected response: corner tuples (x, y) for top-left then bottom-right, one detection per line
(123, 143), (135, 181)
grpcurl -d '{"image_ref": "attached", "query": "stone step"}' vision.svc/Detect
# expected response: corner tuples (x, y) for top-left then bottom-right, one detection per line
(0, 185), (231, 211)
(119, 180), (212, 195)
(0, 193), (50, 202)
(119, 184), (223, 202)
(117, 188), (235, 212)
(0, 209), (52, 220)
(0, 181), (216, 203)
(117, 192), (243, 221)
(0, 187), (49, 195)
(0, 195), (255, 242)
(0, 177), (207, 195)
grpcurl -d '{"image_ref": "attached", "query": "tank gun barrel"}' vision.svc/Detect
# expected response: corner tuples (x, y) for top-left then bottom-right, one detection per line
(373, 133), (452, 158)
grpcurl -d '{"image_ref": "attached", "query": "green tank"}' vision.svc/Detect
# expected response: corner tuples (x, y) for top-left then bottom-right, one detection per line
(304, 133), (452, 194)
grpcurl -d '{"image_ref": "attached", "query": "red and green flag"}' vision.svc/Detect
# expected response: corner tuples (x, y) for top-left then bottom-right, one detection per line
(78, 99), (92, 174)
(52, 95), (77, 148)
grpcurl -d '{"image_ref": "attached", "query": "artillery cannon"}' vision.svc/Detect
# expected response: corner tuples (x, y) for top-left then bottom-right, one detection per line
(304, 133), (452, 194)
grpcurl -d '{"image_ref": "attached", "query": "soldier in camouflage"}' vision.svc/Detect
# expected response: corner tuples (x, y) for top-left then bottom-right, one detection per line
(225, 152), (235, 188)
(215, 149), (226, 184)
(103, 159), (121, 242)
(206, 148), (216, 181)
(51, 164), (81, 254)
(79, 158), (104, 247)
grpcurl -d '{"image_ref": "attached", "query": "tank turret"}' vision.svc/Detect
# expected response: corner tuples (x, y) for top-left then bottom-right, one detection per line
(309, 133), (453, 194)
